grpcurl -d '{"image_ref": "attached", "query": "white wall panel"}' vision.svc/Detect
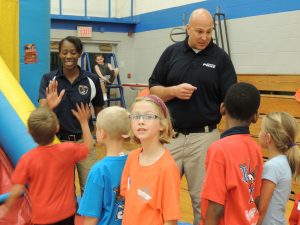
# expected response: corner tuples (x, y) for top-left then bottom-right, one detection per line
(229, 10), (300, 74)
(116, 0), (132, 18)
(60, 0), (85, 16)
(51, 0), (120, 17)
(133, 29), (173, 83)
(87, 0), (110, 17)
(135, 0), (206, 15)
(51, 0), (206, 17)
(51, 0), (60, 14)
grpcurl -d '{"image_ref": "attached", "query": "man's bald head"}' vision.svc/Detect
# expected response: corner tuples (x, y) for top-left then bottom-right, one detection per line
(189, 8), (213, 25)
(187, 8), (214, 51)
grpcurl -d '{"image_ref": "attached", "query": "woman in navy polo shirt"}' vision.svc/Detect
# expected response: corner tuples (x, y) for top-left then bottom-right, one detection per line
(38, 36), (104, 196)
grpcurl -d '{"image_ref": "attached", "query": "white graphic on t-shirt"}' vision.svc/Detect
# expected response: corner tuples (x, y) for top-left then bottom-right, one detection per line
(114, 186), (124, 220)
(240, 163), (257, 203)
(137, 187), (152, 201)
(245, 207), (258, 222)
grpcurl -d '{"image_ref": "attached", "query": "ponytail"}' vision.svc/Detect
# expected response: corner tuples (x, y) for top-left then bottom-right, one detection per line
(287, 144), (300, 182)
(263, 112), (300, 181)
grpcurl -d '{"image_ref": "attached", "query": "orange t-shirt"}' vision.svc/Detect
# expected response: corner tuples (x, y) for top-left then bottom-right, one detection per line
(201, 134), (263, 225)
(11, 142), (88, 224)
(289, 194), (300, 225)
(120, 148), (181, 225)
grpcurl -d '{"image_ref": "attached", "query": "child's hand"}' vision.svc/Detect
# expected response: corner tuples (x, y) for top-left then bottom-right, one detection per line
(71, 102), (91, 124)
(46, 80), (65, 109)
(72, 103), (93, 150)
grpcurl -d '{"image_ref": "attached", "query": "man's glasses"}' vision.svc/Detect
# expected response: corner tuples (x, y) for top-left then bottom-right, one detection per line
(130, 113), (160, 121)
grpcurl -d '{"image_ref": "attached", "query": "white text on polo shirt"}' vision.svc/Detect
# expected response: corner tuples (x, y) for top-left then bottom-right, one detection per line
(202, 63), (216, 68)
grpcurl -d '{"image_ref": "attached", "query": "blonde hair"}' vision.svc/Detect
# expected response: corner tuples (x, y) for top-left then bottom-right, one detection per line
(130, 95), (173, 144)
(96, 106), (130, 140)
(28, 107), (58, 145)
(263, 112), (300, 181)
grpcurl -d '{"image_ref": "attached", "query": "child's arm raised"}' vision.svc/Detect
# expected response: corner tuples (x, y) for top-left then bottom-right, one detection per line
(0, 184), (25, 218)
(256, 179), (276, 225)
(203, 201), (224, 225)
(71, 103), (93, 150)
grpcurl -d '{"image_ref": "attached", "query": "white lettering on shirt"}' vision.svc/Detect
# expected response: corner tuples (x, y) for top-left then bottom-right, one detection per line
(245, 207), (258, 222)
(202, 63), (216, 68)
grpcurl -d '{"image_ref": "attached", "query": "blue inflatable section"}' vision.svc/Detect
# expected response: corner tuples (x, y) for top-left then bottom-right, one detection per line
(20, 0), (50, 105)
(0, 91), (37, 167)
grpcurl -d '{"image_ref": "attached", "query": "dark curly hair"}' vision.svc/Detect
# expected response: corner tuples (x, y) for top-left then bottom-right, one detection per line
(224, 82), (260, 121)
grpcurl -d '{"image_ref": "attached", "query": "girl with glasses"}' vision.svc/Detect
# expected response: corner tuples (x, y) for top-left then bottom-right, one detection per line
(121, 95), (181, 225)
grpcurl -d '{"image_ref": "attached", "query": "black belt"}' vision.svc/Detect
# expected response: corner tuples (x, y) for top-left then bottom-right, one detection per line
(174, 125), (216, 136)
(57, 133), (82, 141)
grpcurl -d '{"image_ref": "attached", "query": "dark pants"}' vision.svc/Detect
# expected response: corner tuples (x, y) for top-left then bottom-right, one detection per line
(33, 214), (75, 225)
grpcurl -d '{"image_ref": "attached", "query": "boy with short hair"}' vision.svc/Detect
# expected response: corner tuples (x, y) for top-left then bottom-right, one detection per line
(201, 82), (263, 225)
(0, 104), (92, 225)
(78, 106), (131, 225)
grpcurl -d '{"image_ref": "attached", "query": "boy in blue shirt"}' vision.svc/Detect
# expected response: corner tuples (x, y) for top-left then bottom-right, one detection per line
(78, 106), (130, 225)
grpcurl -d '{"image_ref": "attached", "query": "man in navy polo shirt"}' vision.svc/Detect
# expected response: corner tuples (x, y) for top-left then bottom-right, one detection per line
(149, 8), (237, 225)
(39, 36), (104, 195)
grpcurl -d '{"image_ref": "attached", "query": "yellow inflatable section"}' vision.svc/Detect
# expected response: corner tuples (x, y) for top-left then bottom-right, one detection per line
(0, 0), (19, 81)
(0, 56), (35, 124)
(0, 0), (31, 122)
(0, 56), (60, 145)
(0, 1), (32, 122)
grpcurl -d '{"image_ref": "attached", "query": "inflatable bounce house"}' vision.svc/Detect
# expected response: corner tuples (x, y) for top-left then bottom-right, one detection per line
(0, 1), (50, 224)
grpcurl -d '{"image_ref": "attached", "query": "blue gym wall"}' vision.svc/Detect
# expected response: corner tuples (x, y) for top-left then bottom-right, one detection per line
(20, 0), (50, 105)
(133, 0), (300, 32)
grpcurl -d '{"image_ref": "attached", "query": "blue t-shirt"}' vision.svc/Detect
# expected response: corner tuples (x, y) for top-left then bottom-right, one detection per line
(78, 155), (127, 225)
(262, 155), (291, 225)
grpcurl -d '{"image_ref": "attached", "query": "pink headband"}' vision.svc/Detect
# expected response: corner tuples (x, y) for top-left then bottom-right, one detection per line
(145, 95), (168, 118)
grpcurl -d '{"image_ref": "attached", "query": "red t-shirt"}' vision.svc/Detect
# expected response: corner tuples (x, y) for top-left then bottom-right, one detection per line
(289, 194), (300, 225)
(201, 134), (263, 225)
(120, 148), (181, 225)
(11, 142), (88, 224)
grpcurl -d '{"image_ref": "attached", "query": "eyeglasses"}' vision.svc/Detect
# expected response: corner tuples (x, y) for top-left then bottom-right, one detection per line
(130, 113), (160, 121)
